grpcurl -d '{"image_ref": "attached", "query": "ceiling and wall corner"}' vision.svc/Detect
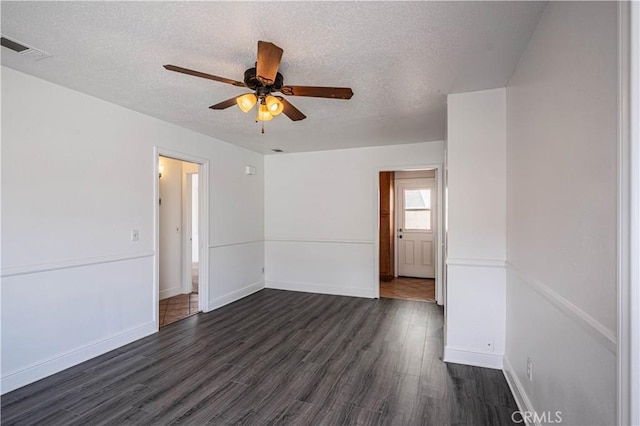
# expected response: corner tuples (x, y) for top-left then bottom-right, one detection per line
(0, 1), (546, 154)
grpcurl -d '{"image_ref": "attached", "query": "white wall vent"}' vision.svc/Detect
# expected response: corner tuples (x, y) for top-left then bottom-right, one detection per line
(1, 36), (51, 61)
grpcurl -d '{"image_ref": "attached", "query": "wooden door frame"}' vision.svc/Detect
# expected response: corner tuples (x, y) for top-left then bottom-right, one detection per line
(373, 163), (444, 305)
(154, 147), (210, 331)
(378, 171), (395, 282)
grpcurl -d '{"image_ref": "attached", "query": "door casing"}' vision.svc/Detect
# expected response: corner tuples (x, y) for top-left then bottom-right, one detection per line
(373, 164), (444, 305)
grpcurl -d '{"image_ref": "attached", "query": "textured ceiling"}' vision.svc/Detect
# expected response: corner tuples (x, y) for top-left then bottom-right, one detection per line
(1, 1), (546, 154)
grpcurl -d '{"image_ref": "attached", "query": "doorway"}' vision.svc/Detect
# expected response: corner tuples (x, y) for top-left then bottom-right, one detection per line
(157, 153), (205, 327)
(378, 169), (440, 303)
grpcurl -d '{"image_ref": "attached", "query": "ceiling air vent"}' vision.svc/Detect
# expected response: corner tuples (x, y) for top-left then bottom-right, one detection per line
(1, 36), (50, 61)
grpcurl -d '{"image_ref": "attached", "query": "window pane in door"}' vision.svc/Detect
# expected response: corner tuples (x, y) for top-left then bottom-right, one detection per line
(405, 189), (431, 209)
(405, 210), (431, 230)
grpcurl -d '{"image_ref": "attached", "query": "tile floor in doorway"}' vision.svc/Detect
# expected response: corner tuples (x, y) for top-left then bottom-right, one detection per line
(159, 293), (199, 327)
(380, 276), (436, 302)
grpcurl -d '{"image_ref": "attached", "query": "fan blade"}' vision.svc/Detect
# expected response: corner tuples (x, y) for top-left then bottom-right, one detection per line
(256, 41), (283, 86)
(209, 96), (243, 110)
(277, 96), (306, 121)
(164, 65), (246, 87)
(280, 85), (353, 99)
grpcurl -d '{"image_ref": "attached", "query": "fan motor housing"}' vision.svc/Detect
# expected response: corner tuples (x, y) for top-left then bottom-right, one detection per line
(244, 67), (284, 92)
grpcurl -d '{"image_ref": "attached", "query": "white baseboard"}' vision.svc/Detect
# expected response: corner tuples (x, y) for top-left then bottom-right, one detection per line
(159, 287), (182, 300)
(265, 280), (375, 299)
(207, 281), (264, 311)
(503, 356), (537, 426)
(1, 321), (156, 394)
(443, 345), (504, 369)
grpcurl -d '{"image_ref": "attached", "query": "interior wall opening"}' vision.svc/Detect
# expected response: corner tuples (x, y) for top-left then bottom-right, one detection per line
(379, 169), (440, 303)
(158, 155), (202, 327)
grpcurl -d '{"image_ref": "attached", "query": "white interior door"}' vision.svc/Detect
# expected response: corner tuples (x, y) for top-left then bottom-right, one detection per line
(396, 178), (436, 278)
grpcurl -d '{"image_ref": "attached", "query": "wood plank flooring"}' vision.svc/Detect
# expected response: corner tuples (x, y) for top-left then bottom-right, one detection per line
(1, 289), (518, 425)
(380, 277), (436, 302)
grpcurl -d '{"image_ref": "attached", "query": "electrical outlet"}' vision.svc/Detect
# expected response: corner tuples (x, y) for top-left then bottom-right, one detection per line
(131, 229), (139, 242)
(262, 267), (265, 274)
(485, 338), (494, 352)
(526, 357), (533, 381)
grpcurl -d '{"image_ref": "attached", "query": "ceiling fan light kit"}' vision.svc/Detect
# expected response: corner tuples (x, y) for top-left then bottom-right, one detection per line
(265, 95), (284, 116)
(258, 103), (274, 122)
(236, 93), (257, 113)
(164, 40), (353, 133)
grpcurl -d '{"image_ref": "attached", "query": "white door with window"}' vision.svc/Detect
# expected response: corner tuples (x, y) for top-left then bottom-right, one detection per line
(396, 178), (436, 278)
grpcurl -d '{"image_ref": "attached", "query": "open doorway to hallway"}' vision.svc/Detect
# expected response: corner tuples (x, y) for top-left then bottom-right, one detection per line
(379, 169), (438, 303)
(158, 155), (201, 326)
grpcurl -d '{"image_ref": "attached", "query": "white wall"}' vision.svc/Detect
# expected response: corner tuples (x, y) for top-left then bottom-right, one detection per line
(445, 88), (507, 369)
(190, 172), (199, 263)
(180, 160), (199, 294)
(265, 142), (444, 298)
(504, 3), (617, 425)
(159, 156), (183, 299)
(1, 66), (265, 393)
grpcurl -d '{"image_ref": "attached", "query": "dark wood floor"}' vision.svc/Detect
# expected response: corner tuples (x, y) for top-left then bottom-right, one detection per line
(1, 289), (518, 425)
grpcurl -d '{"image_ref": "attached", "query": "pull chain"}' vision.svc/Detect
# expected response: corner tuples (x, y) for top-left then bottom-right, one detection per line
(253, 97), (266, 133)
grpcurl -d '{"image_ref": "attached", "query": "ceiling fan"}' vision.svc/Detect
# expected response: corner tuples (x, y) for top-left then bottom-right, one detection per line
(164, 41), (354, 132)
